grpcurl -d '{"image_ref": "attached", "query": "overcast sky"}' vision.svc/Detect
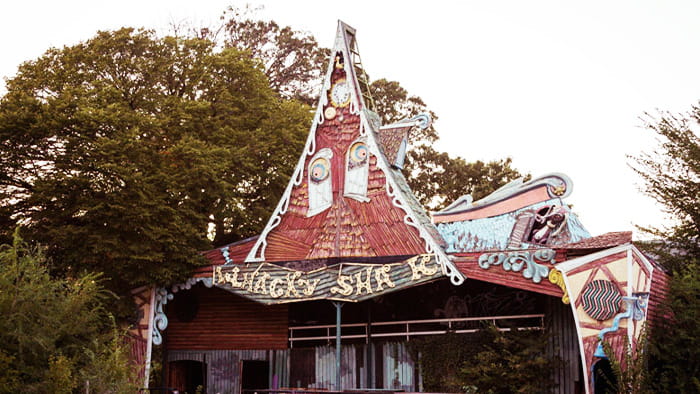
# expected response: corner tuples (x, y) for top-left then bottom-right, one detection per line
(2, 1), (699, 237)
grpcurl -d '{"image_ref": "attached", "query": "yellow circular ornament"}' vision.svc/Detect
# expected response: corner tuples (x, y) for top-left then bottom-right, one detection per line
(330, 80), (351, 107)
(324, 106), (337, 120)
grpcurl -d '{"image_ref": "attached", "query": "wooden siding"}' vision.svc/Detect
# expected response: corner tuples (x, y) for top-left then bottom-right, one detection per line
(165, 286), (288, 350)
(647, 267), (671, 330)
(546, 296), (583, 394)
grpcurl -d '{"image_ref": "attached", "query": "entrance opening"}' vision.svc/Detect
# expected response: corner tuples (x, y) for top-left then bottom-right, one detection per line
(241, 360), (269, 393)
(593, 358), (617, 394)
(168, 360), (205, 394)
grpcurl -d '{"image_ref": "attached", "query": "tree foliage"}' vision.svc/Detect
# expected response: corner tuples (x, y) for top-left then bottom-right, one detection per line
(0, 14), (525, 301)
(218, 6), (329, 105)
(601, 328), (653, 394)
(0, 28), (310, 295)
(406, 146), (526, 211)
(370, 78), (438, 143)
(0, 229), (138, 393)
(647, 262), (700, 393)
(631, 103), (700, 393)
(632, 106), (700, 272)
(367, 79), (525, 210)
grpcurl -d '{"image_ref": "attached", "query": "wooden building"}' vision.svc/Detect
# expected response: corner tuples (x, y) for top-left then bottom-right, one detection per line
(129, 22), (669, 394)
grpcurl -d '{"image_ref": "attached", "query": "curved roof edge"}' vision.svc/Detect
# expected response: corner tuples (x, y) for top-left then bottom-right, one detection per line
(433, 173), (573, 223)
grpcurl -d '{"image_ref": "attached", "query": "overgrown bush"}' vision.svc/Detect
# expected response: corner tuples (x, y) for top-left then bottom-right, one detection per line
(408, 324), (559, 393)
(647, 262), (700, 393)
(600, 327), (653, 394)
(0, 229), (138, 393)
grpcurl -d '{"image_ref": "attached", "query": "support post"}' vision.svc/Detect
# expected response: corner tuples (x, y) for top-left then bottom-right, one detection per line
(333, 301), (344, 391)
(367, 303), (373, 388)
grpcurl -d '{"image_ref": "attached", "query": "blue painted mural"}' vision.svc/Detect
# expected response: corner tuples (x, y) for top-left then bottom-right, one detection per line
(436, 199), (591, 253)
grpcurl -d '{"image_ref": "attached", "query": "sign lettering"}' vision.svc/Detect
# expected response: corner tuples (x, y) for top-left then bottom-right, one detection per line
(213, 255), (442, 304)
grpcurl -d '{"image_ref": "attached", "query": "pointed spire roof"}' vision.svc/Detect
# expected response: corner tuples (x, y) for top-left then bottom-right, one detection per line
(243, 21), (463, 285)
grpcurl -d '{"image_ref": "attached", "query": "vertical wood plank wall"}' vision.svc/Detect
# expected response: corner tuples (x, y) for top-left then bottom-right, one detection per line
(167, 343), (417, 394)
(168, 349), (290, 394)
(381, 342), (415, 392)
(546, 296), (582, 394)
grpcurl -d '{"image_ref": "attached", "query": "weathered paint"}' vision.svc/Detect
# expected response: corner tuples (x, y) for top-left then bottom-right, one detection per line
(436, 199), (590, 253)
(164, 286), (288, 351)
(166, 343), (419, 394)
(546, 296), (583, 394)
(213, 255), (442, 304)
(557, 244), (653, 394)
(434, 173), (574, 222)
(382, 342), (415, 391)
(167, 349), (290, 394)
(128, 286), (155, 387)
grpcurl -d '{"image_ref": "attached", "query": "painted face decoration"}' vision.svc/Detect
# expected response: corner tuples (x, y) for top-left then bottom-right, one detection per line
(310, 157), (330, 183)
(344, 139), (370, 202)
(307, 148), (333, 217)
(348, 142), (368, 169)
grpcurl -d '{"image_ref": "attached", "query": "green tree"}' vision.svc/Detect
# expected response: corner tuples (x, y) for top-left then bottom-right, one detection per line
(367, 78), (525, 210)
(214, 10), (525, 212)
(219, 6), (330, 105)
(601, 328), (653, 394)
(0, 28), (310, 297)
(458, 325), (558, 393)
(406, 146), (526, 211)
(647, 262), (700, 393)
(0, 229), (138, 393)
(370, 78), (439, 143)
(632, 106), (700, 272)
(631, 104), (700, 393)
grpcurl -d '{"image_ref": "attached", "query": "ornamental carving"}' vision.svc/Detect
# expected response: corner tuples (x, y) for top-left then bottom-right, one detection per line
(152, 277), (213, 345)
(477, 249), (556, 283)
(548, 269), (570, 304)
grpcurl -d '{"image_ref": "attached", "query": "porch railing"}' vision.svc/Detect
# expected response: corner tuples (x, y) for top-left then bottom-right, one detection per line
(288, 314), (544, 347)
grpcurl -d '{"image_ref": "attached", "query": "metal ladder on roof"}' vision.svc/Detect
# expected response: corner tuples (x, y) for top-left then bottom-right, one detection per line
(344, 25), (376, 111)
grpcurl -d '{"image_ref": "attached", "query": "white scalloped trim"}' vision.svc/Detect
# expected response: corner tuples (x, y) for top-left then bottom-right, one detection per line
(246, 22), (367, 262)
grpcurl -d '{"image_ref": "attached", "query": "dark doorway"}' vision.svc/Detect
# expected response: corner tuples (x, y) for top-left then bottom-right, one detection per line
(168, 360), (206, 394)
(241, 360), (269, 393)
(593, 358), (617, 393)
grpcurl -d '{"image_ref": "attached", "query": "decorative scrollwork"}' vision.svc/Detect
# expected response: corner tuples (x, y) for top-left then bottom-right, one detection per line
(409, 113), (432, 130)
(478, 249), (556, 283)
(435, 173), (573, 217)
(221, 246), (233, 265)
(629, 292), (649, 321)
(593, 294), (648, 358)
(152, 288), (172, 346)
(548, 269), (570, 304)
(151, 277), (213, 345)
(384, 176), (464, 286)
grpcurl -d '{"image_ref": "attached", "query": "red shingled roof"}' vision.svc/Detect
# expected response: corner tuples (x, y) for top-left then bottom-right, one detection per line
(377, 125), (410, 165)
(559, 231), (632, 249)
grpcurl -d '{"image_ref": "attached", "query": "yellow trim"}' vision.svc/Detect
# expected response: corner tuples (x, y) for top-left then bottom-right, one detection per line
(549, 269), (570, 304)
(330, 79), (351, 107)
